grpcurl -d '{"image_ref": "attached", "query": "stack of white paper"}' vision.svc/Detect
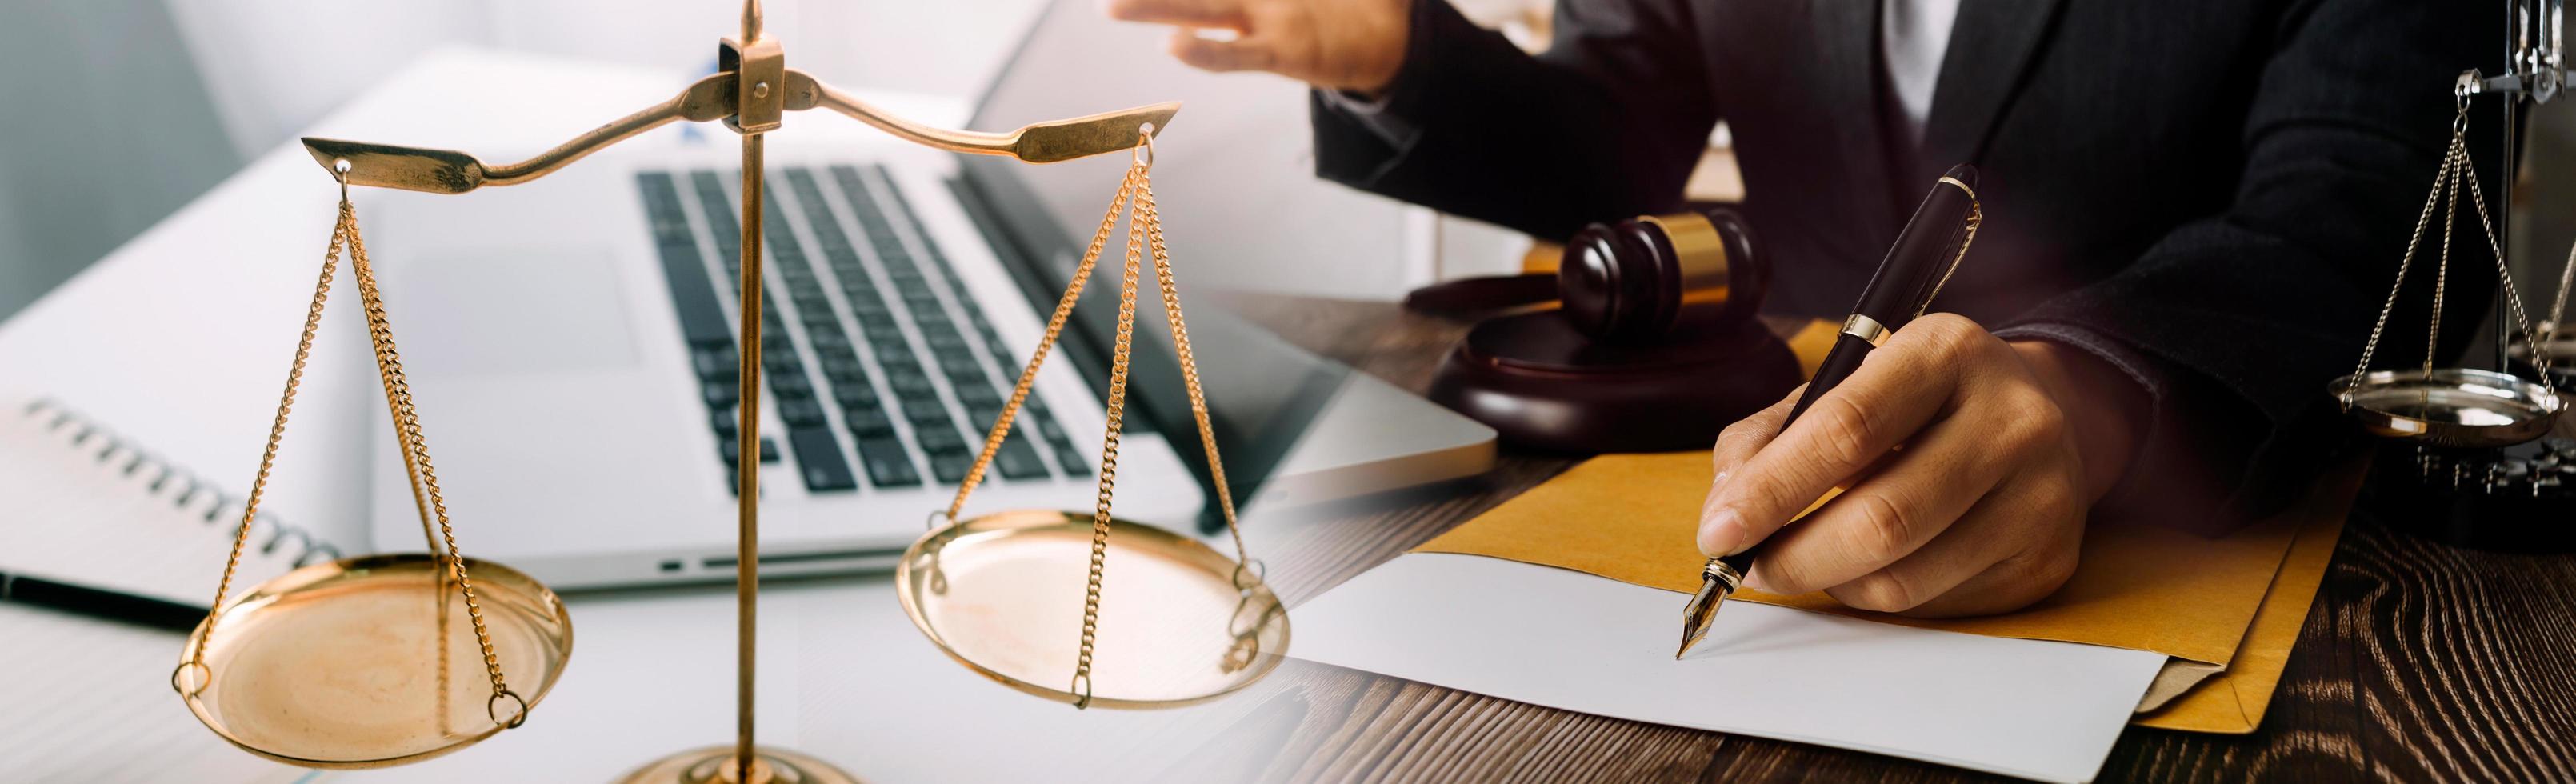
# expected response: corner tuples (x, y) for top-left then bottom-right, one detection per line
(1290, 554), (2166, 783)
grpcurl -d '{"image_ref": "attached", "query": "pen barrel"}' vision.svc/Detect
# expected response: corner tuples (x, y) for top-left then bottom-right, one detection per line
(1728, 166), (1978, 579)
(1783, 332), (1874, 430)
(1849, 167), (1979, 328)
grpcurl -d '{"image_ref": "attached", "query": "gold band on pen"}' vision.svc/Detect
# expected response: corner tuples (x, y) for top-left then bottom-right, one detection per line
(1841, 314), (1891, 346)
(1938, 175), (1976, 201)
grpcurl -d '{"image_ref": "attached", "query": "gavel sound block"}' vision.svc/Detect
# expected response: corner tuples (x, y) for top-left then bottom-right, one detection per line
(1416, 209), (1802, 453)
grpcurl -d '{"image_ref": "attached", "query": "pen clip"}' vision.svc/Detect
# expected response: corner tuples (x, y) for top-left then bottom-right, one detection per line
(1913, 176), (1984, 318)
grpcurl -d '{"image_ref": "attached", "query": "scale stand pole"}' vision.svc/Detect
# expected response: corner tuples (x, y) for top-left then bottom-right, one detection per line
(2501, 0), (2522, 371)
(734, 130), (768, 784)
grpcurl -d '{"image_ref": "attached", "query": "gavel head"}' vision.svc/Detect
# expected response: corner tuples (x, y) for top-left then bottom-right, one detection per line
(1558, 207), (1766, 342)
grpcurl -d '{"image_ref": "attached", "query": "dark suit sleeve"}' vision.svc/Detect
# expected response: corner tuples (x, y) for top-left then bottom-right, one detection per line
(1310, 0), (1718, 241)
(1999, 0), (2494, 525)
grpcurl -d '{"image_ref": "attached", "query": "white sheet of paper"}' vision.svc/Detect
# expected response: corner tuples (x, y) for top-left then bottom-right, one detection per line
(1290, 554), (2166, 783)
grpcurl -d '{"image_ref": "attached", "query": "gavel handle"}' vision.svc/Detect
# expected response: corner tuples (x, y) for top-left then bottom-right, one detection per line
(1402, 273), (1563, 317)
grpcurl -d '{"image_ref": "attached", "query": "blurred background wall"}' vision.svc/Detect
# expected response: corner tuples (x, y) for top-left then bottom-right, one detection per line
(3, 0), (2570, 328)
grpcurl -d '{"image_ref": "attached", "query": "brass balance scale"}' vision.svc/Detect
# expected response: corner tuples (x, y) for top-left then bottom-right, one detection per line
(2333, 26), (2575, 551)
(166, 3), (1289, 782)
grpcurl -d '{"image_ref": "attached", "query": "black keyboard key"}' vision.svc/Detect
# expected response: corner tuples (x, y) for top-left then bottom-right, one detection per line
(691, 345), (738, 382)
(928, 451), (973, 484)
(778, 398), (826, 426)
(844, 406), (894, 436)
(916, 427), (968, 456)
(855, 437), (921, 486)
(703, 380), (739, 410)
(638, 174), (734, 349)
(820, 358), (868, 385)
(719, 436), (780, 467)
(690, 170), (743, 262)
(955, 386), (1004, 408)
(786, 427), (857, 492)
(904, 404), (953, 426)
(1054, 445), (1092, 475)
(889, 373), (938, 398)
(771, 373), (814, 400)
(712, 408), (738, 438)
(833, 382), (879, 410)
(994, 436), (1048, 479)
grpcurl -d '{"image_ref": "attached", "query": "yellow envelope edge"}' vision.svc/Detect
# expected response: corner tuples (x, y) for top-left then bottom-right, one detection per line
(1412, 451), (2362, 736)
(1417, 452), (2321, 665)
(2130, 496), (2346, 734)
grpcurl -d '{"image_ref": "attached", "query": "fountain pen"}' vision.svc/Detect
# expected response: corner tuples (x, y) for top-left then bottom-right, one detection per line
(1678, 165), (1981, 658)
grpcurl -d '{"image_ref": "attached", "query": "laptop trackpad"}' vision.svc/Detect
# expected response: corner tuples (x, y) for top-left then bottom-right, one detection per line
(389, 247), (641, 375)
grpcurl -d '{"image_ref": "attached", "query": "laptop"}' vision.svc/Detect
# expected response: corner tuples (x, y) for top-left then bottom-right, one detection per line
(360, 2), (1496, 590)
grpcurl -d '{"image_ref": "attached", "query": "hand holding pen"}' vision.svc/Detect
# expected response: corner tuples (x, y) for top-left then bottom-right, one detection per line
(1678, 166), (2155, 655)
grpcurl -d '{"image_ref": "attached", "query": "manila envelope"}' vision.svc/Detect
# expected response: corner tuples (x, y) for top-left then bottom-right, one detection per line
(1414, 451), (2357, 734)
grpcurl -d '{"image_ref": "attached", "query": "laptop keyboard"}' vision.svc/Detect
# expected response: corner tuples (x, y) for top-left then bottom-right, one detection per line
(636, 164), (1089, 494)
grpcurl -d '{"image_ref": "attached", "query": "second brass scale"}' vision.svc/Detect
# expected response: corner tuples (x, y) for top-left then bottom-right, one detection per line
(167, 2), (1288, 782)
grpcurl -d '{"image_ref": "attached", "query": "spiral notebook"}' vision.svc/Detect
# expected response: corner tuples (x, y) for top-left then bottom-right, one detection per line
(0, 398), (347, 610)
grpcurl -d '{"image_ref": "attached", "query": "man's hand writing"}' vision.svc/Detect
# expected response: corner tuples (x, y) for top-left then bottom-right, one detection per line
(1698, 315), (2150, 617)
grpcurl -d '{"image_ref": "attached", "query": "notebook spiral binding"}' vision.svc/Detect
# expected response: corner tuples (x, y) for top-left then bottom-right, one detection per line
(18, 398), (342, 568)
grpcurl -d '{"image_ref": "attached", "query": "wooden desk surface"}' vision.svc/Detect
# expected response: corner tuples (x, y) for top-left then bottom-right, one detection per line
(1183, 294), (2576, 783)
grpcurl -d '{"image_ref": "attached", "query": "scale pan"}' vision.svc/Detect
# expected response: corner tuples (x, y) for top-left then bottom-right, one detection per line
(174, 554), (573, 769)
(896, 509), (1289, 709)
(2334, 367), (2566, 447)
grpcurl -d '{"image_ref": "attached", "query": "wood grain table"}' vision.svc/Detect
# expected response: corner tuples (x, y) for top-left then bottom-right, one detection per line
(1161, 294), (2576, 783)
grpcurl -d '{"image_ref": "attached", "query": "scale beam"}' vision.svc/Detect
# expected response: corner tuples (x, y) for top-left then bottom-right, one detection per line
(301, 71), (1178, 194)
(786, 70), (1178, 163)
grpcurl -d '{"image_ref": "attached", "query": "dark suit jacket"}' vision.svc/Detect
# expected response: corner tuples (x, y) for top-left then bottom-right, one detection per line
(1312, 0), (2502, 527)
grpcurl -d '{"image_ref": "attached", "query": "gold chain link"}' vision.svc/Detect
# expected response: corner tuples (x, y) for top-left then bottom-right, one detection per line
(1066, 159), (1149, 710)
(345, 206), (517, 719)
(938, 130), (1269, 709)
(944, 167), (1138, 522)
(180, 190), (519, 726)
(1132, 179), (1254, 574)
(186, 202), (349, 682)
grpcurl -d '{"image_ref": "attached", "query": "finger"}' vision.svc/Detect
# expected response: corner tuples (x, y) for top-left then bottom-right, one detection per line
(1103, 0), (1249, 28)
(1168, 28), (1276, 72)
(1706, 314), (1986, 555)
(1837, 475), (2082, 617)
(1731, 411), (2010, 594)
(1697, 388), (1803, 553)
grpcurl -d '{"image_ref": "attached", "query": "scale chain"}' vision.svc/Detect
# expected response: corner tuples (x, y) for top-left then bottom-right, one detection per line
(182, 203), (348, 688)
(2348, 142), (2461, 398)
(1133, 178), (1255, 576)
(934, 130), (1269, 709)
(1067, 157), (1150, 710)
(2428, 139), (2462, 374)
(2453, 127), (2557, 382)
(2347, 86), (2559, 398)
(177, 190), (521, 727)
(345, 204), (520, 723)
(943, 167), (1138, 522)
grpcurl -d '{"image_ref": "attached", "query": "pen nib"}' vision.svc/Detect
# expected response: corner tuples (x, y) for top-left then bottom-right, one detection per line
(1676, 558), (1742, 659)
